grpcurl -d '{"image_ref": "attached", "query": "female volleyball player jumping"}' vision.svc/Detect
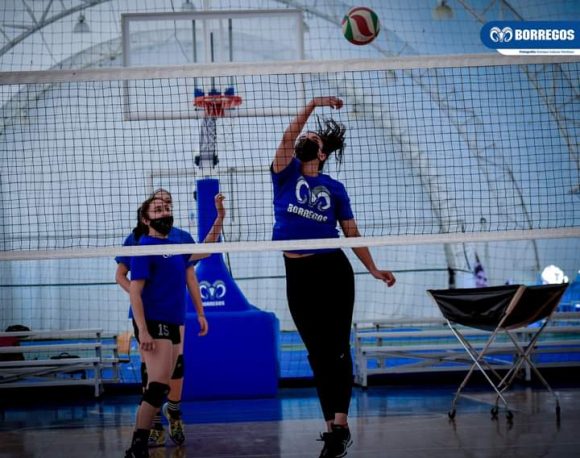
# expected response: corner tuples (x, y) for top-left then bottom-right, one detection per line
(271, 96), (396, 458)
(124, 195), (209, 458)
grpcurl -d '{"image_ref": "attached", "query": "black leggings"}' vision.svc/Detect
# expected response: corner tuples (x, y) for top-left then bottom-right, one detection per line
(284, 250), (355, 421)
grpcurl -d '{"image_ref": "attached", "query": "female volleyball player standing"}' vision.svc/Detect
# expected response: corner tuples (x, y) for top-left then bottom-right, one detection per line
(124, 195), (208, 458)
(271, 96), (396, 458)
(116, 189), (224, 448)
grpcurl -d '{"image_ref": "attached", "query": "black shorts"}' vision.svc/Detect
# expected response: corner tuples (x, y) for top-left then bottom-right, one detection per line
(133, 320), (181, 345)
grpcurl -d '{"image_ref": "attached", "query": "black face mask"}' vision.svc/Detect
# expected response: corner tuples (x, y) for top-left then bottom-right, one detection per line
(149, 216), (173, 236)
(295, 137), (320, 163)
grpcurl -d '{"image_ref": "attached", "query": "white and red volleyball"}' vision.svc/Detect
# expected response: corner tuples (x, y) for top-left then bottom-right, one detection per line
(341, 6), (381, 46)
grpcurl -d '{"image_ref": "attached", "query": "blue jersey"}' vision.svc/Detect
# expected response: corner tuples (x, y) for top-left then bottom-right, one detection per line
(271, 158), (353, 253)
(115, 226), (194, 268)
(116, 226), (195, 320)
(130, 235), (192, 325)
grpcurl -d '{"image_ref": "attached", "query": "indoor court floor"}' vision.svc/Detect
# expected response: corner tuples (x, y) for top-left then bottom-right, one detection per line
(2, 379), (580, 458)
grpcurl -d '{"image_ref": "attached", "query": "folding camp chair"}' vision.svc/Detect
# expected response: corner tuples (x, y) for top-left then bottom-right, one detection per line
(427, 283), (568, 421)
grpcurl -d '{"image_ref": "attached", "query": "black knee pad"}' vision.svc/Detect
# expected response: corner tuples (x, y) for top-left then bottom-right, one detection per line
(171, 354), (184, 380)
(142, 382), (169, 408)
(140, 363), (148, 389)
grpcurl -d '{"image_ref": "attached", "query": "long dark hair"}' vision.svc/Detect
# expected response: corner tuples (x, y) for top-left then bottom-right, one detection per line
(315, 117), (346, 171)
(131, 205), (148, 241)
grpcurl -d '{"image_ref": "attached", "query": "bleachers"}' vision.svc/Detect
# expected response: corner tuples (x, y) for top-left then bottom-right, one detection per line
(0, 328), (120, 397)
(353, 312), (580, 388)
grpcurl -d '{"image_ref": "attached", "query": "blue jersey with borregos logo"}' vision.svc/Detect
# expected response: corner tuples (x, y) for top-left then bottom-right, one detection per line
(271, 158), (353, 252)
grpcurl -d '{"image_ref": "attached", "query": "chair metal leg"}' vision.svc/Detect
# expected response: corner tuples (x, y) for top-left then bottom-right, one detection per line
(446, 322), (510, 417)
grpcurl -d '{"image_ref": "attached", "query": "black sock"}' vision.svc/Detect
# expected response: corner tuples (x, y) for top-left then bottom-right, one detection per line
(131, 429), (149, 449)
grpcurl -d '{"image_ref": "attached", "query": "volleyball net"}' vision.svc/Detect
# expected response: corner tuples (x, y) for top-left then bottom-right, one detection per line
(0, 54), (579, 334)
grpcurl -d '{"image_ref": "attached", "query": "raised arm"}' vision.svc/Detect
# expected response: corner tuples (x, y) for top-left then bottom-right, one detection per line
(340, 219), (396, 287)
(189, 193), (226, 263)
(273, 96), (343, 173)
(202, 193), (225, 244)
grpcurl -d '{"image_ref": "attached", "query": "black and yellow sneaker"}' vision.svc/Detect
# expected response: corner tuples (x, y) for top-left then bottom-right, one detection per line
(147, 426), (165, 448)
(162, 402), (185, 446)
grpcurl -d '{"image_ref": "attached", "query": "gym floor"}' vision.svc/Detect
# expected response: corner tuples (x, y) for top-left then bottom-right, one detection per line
(1, 374), (580, 458)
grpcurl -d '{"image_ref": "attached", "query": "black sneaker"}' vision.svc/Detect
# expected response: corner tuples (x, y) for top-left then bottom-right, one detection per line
(330, 424), (352, 458)
(126, 429), (150, 458)
(317, 431), (335, 458)
(124, 446), (148, 458)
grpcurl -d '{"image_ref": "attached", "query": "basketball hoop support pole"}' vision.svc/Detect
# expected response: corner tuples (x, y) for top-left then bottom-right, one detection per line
(191, 93), (253, 312)
(197, 116), (218, 169)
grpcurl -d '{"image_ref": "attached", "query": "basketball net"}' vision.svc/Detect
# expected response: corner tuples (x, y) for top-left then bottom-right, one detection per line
(194, 94), (243, 118)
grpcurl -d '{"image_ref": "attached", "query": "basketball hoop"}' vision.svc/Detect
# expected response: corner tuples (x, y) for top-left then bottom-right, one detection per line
(194, 94), (243, 118)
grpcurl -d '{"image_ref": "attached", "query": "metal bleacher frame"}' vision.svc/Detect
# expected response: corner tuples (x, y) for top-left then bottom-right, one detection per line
(0, 328), (121, 397)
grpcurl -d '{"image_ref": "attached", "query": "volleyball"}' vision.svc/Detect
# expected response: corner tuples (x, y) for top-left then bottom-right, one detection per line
(341, 6), (381, 46)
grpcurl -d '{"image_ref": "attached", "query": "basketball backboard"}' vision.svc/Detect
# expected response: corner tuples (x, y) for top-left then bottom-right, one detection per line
(121, 9), (306, 120)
